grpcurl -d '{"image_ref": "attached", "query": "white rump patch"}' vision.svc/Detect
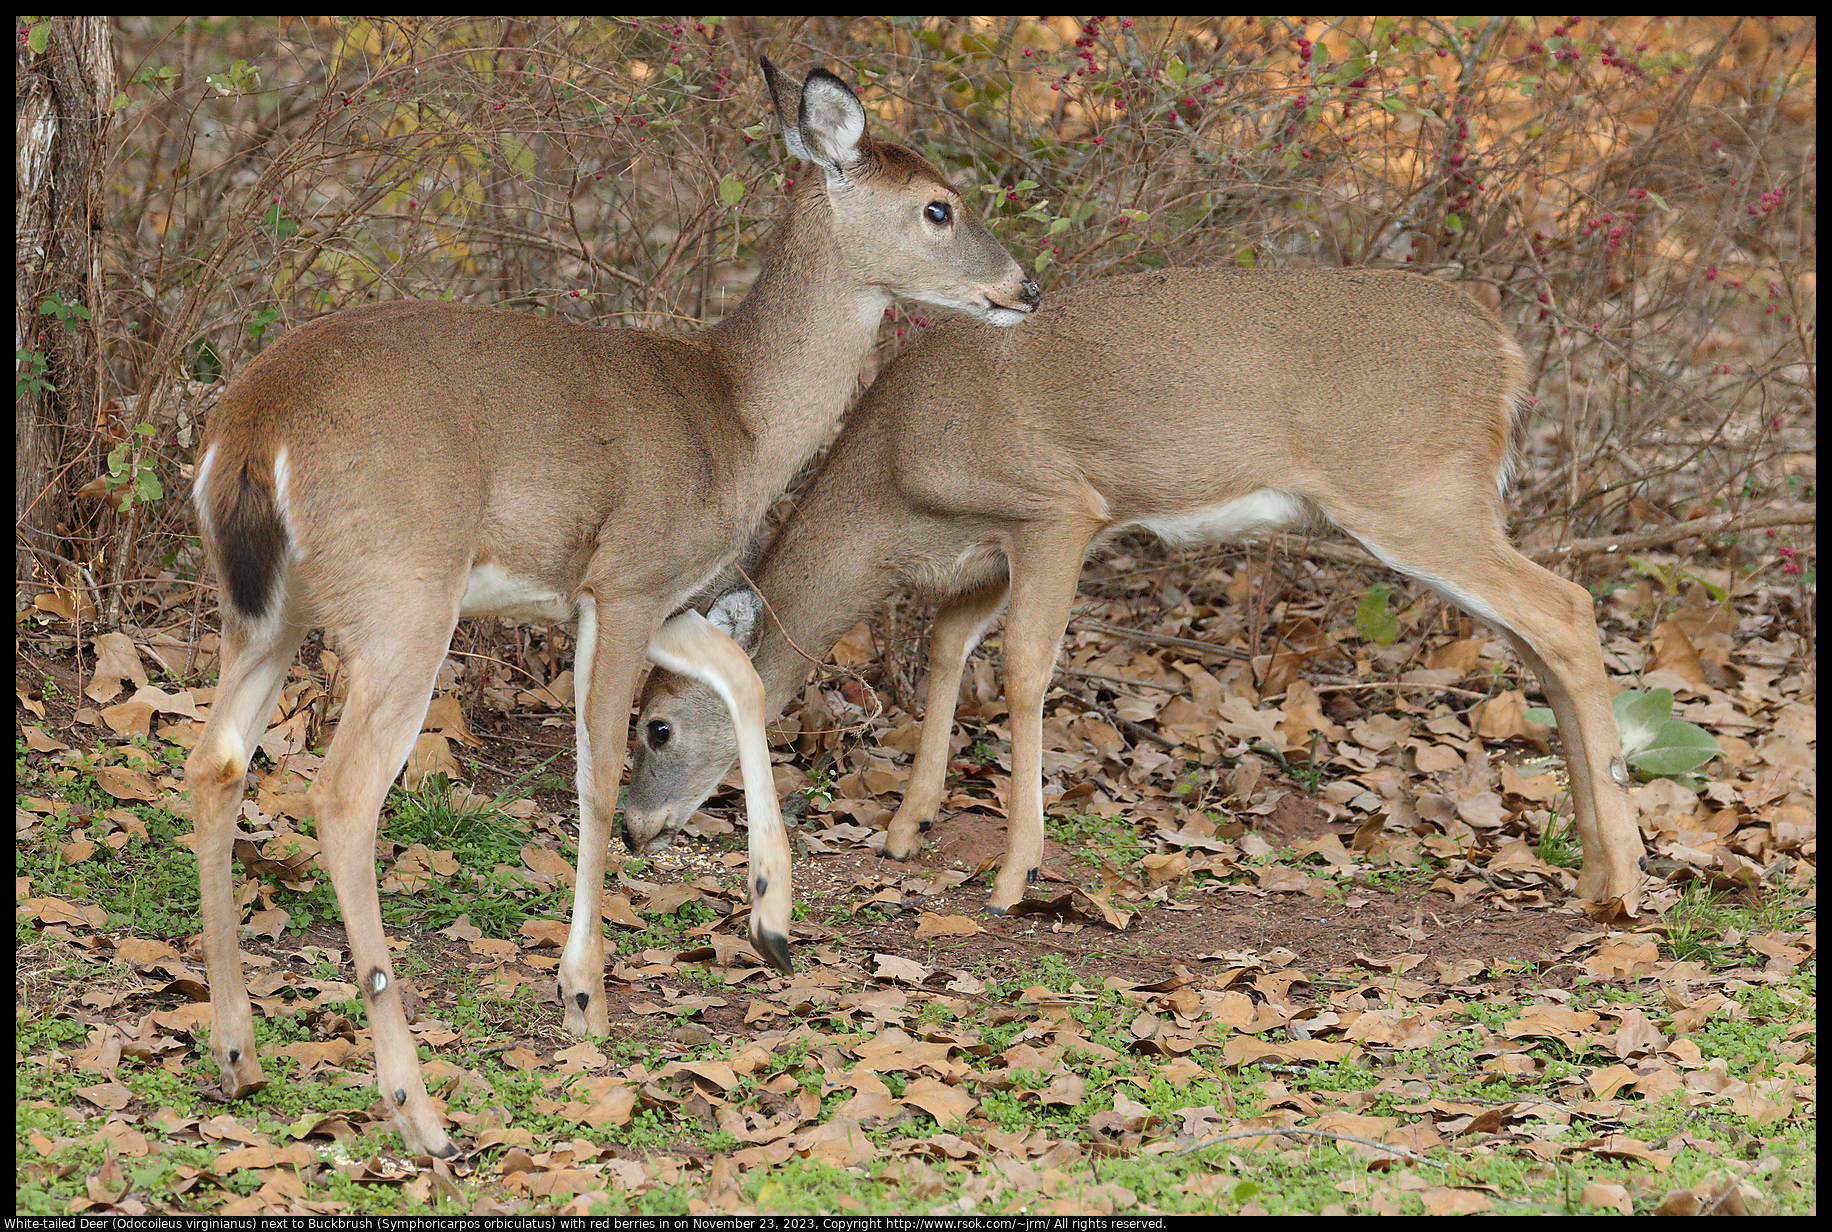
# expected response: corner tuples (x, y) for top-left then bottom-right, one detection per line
(1129, 489), (1309, 548)
(273, 446), (303, 560)
(272, 446), (292, 522)
(460, 563), (573, 621)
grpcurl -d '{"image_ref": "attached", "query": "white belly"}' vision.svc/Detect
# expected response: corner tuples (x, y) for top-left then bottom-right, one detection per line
(1126, 489), (1309, 548)
(460, 563), (574, 621)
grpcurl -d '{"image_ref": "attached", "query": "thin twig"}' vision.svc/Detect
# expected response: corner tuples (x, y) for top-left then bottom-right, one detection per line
(1060, 667), (1186, 696)
(1166, 1124), (1445, 1168)
(1051, 690), (1181, 752)
(1067, 617), (1249, 662)
(1533, 503), (1815, 564)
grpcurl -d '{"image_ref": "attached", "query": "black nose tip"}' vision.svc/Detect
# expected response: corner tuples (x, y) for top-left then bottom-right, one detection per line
(1019, 278), (1041, 308)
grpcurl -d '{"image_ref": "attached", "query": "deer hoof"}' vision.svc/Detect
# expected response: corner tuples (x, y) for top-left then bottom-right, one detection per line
(751, 926), (793, 973)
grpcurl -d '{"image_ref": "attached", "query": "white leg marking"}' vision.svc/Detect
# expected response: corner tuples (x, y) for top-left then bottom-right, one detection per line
(572, 595), (598, 807)
(564, 594), (600, 962)
(647, 611), (792, 966)
(1351, 531), (1517, 639)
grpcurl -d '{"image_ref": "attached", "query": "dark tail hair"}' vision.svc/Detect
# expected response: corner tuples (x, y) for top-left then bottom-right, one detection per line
(209, 454), (289, 622)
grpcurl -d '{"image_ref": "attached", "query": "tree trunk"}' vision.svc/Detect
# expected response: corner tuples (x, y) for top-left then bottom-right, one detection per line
(15, 17), (115, 608)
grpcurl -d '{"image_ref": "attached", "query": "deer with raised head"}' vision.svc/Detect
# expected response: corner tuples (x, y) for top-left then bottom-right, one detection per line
(184, 57), (1038, 1159)
(627, 264), (1646, 927)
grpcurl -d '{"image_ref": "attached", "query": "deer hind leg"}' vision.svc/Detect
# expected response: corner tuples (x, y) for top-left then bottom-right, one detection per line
(989, 525), (1099, 912)
(646, 609), (793, 971)
(558, 596), (650, 1037)
(1341, 504), (1644, 916)
(185, 612), (307, 1100)
(307, 616), (461, 1159)
(885, 581), (1008, 862)
(1490, 603), (1642, 910)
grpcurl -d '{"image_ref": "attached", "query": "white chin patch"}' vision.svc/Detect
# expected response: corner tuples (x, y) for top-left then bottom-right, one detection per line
(979, 304), (1032, 327)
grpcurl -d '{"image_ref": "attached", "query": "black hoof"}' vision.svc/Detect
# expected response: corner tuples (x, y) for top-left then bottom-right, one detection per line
(918, 818), (932, 833)
(1027, 866), (1040, 884)
(1638, 855), (1649, 872)
(752, 929), (793, 974)
(982, 902), (1008, 917)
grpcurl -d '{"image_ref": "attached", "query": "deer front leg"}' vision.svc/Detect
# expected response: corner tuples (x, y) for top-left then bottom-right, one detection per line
(647, 610), (794, 971)
(559, 595), (648, 1037)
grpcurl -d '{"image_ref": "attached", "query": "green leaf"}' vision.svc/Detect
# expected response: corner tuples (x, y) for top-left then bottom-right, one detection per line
(1354, 584), (1399, 646)
(1613, 687), (1676, 753)
(1536, 688), (1722, 785)
(501, 133), (537, 181)
(717, 174), (745, 207)
(16, 347), (56, 398)
(1626, 721), (1721, 778)
(28, 20), (51, 55)
(261, 201), (298, 242)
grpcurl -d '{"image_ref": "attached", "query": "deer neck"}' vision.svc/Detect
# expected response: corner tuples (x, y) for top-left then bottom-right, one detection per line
(746, 451), (911, 716)
(706, 184), (888, 485)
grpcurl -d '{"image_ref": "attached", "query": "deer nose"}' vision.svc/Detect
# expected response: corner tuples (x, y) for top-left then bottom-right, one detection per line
(1018, 278), (1041, 309)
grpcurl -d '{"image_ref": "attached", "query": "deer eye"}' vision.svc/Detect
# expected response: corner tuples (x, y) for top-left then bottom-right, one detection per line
(923, 200), (952, 226)
(646, 719), (671, 748)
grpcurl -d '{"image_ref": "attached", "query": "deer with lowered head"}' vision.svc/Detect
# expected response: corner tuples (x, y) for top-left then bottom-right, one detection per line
(184, 57), (1038, 1158)
(627, 264), (1647, 927)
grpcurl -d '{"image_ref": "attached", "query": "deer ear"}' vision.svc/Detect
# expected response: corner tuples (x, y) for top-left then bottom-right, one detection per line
(759, 56), (812, 163)
(793, 67), (867, 172)
(707, 586), (764, 652)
